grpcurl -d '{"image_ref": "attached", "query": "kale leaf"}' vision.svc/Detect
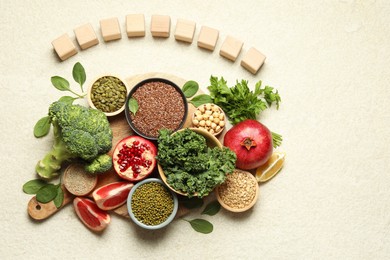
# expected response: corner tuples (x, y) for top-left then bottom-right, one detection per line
(156, 129), (236, 198)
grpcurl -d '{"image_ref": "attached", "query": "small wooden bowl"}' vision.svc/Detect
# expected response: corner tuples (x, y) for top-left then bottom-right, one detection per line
(215, 169), (259, 212)
(191, 103), (226, 136)
(158, 128), (222, 196)
(87, 75), (130, 117)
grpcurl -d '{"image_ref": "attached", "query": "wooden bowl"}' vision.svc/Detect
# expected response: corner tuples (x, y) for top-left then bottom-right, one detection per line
(191, 103), (226, 136)
(158, 128), (222, 196)
(87, 75), (130, 117)
(215, 169), (259, 212)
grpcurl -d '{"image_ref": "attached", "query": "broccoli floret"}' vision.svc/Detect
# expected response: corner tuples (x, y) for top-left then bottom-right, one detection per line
(36, 101), (113, 178)
(84, 154), (112, 174)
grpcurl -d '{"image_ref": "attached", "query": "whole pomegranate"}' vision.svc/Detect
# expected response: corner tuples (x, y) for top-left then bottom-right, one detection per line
(112, 136), (157, 181)
(223, 119), (273, 170)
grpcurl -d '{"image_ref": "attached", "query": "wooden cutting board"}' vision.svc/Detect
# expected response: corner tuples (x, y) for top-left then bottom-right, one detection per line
(27, 72), (198, 221)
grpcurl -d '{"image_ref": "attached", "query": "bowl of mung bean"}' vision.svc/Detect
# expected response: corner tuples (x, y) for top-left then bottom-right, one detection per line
(127, 178), (178, 230)
(125, 78), (188, 140)
(87, 75), (129, 117)
(215, 169), (259, 212)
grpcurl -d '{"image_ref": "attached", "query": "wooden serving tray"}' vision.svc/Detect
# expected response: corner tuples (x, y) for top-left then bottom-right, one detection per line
(27, 72), (202, 221)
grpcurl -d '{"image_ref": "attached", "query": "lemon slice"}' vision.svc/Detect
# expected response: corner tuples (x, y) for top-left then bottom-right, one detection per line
(256, 152), (285, 183)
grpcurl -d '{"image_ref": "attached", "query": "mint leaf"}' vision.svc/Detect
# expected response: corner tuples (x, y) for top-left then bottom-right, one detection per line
(72, 62), (86, 92)
(189, 94), (212, 107)
(201, 200), (221, 216)
(128, 97), (139, 115)
(51, 76), (70, 91)
(58, 96), (77, 105)
(188, 219), (213, 234)
(36, 184), (58, 203)
(53, 186), (64, 208)
(23, 179), (47, 194)
(33, 116), (51, 138)
(182, 80), (199, 98)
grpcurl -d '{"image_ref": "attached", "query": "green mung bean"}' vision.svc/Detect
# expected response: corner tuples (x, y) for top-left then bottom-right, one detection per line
(131, 182), (174, 226)
(90, 76), (127, 113)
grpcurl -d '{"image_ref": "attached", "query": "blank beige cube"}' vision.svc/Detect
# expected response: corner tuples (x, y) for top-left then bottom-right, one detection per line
(174, 19), (196, 43)
(219, 36), (243, 62)
(74, 23), (99, 50)
(51, 34), (77, 61)
(126, 14), (145, 37)
(151, 15), (170, 38)
(241, 47), (266, 74)
(197, 26), (219, 51)
(100, 18), (122, 42)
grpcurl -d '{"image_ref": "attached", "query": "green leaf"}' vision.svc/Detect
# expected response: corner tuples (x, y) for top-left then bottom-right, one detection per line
(51, 76), (70, 91)
(22, 179), (47, 194)
(53, 186), (64, 208)
(128, 97), (139, 115)
(58, 96), (77, 105)
(33, 116), (51, 138)
(188, 219), (213, 234)
(72, 62), (86, 91)
(181, 197), (204, 209)
(182, 80), (199, 98)
(201, 200), (221, 216)
(189, 94), (213, 107)
(36, 184), (58, 203)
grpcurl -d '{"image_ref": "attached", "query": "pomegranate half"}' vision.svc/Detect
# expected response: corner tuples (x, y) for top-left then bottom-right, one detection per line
(112, 136), (157, 181)
(223, 119), (273, 170)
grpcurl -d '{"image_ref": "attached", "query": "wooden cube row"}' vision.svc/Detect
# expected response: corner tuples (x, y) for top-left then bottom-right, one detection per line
(51, 14), (266, 74)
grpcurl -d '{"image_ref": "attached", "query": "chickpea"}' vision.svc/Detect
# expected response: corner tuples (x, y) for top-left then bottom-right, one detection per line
(219, 114), (224, 120)
(212, 106), (219, 112)
(206, 120), (212, 127)
(199, 106), (205, 113)
(193, 119), (199, 126)
(216, 125), (221, 132)
(214, 118), (220, 124)
(212, 112), (219, 118)
(205, 110), (212, 116)
(203, 114), (209, 120)
(196, 115), (203, 121)
(211, 122), (217, 129)
(219, 121), (225, 127)
(205, 104), (211, 110)
(209, 116), (214, 121)
(199, 120), (206, 126)
(195, 110), (202, 116)
(209, 129), (215, 134)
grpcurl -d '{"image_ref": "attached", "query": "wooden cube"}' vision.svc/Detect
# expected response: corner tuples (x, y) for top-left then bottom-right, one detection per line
(197, 26), (219, 51)
(74, 23), (99, 50)
(126, 14), (145, 37)
(174, 19), (196, 43)
(240, 47), (266, 74)
(100, 17), (122, 42)
(151, 15), (170, 38)
(219, 36), (243, 62)
(51, 34), (77, 61)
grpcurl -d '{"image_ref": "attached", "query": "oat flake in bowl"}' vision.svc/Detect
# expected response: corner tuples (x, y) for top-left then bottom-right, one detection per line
(216, 169), (259, 212)
(125, 78), (188, 140)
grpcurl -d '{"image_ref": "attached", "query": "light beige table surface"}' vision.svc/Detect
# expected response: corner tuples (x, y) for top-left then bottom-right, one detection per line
(1, 0), (389, 259)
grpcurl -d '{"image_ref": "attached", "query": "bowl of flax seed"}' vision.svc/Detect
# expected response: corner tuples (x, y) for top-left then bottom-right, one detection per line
(215, 169), (259, 212)
(125, 78), (188, 140)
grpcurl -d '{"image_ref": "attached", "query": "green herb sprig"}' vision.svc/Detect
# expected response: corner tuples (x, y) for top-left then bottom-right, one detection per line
(33, 62), (87, 138)
(23, 179), (64, 208)
(181, 199), (221, 234)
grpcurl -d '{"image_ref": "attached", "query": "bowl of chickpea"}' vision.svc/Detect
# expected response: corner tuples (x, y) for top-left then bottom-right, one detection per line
(191, 103), (226, 136)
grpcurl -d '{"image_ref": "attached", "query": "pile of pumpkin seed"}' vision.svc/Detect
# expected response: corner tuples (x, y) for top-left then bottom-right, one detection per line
(131, 182), (174, 226)
(90, 76), (127, 113)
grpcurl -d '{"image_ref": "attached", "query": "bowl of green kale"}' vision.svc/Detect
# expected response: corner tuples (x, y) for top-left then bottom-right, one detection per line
(156, 128), (237, 198)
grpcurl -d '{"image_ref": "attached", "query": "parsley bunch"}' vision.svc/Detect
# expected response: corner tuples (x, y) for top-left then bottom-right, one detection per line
(208, 76), (281, 125)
